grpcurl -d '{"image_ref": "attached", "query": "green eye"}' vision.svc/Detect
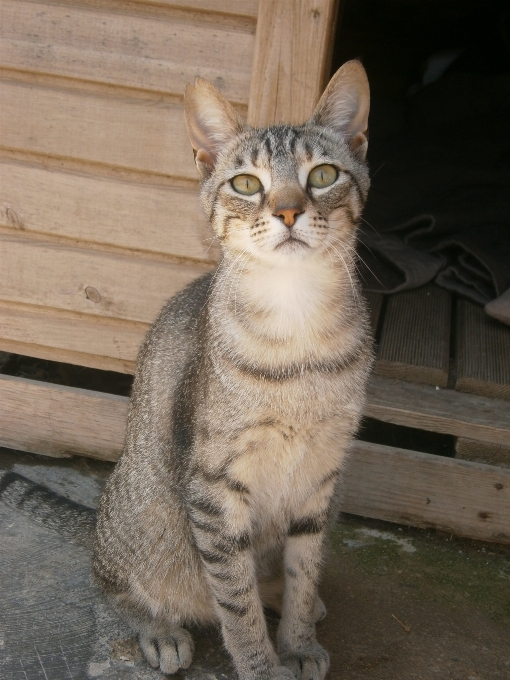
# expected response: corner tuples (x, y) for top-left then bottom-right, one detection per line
(231, 174), (261, 195)
(308, 164), (338, 189)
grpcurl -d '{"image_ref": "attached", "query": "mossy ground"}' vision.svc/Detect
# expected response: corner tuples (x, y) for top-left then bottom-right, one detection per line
(316, 514), (510, 679)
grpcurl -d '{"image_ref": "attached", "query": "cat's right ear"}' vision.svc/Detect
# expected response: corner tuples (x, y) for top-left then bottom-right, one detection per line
(184, 78), (246, 177)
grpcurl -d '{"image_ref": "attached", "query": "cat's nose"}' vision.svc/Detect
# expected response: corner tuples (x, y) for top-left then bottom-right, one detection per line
(274, 207), (303, 227)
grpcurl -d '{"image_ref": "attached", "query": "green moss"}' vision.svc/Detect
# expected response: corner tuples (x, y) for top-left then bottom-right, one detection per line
(328, 516), (510, 623)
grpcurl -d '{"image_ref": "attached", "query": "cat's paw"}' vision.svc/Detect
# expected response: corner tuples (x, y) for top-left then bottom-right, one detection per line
(138, 626), (194, 675)
(280, 643), (330, 680)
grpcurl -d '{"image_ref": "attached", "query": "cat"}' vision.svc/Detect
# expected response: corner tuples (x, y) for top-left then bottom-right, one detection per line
(93, 60), (373, 680)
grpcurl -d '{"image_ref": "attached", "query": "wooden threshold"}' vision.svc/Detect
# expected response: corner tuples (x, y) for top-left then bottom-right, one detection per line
(344, 440), (510, 544)
(2, 372), (510, 543)
(366, 375), (510, 447)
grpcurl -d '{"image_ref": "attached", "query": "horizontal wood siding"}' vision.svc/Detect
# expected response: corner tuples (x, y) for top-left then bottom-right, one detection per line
(0, 234), (213, 323)
(0, 159), (219, 262)
(0, 79), (199, 178)
(0, 302), (143, 373)
(0, 0), (255, 104)
(0, 0), (254, 365)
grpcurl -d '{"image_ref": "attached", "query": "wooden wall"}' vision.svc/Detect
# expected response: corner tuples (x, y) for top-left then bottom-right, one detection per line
(0, 0), (259, 373)
(0, 0), (338, 375)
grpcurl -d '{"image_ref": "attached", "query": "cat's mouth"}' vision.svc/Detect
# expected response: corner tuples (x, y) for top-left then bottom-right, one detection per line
(274, 235), (309, 251)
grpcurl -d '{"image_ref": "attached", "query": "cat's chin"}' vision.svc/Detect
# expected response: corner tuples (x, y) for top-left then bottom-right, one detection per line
(273, 236), (310, 253)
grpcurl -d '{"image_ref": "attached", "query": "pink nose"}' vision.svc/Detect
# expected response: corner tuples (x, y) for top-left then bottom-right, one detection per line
(274, 207), (303, 227)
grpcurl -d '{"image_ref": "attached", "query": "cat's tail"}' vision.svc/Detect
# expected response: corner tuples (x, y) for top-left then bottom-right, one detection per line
(0, 469), (96, 547)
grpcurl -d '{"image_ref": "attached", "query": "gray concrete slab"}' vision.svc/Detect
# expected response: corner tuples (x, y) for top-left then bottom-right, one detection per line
(0, 447), (509, 680)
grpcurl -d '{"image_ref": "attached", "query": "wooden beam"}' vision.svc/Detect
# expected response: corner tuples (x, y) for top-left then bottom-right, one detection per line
(343, 440), (510, 544)
(0, 374), (127, 461)
(455, 438), (510, 467)
(2, 374), (509, 543)
(247, 0), (339, 126)
(366, 375), (510, 447)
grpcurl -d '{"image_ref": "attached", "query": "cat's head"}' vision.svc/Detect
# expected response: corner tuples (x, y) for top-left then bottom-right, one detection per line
(184, 61), (370, 266)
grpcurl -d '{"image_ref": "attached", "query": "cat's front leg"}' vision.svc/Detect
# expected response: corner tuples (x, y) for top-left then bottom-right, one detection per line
(187, 482), (294, 680)
(277, 518), (330, 680)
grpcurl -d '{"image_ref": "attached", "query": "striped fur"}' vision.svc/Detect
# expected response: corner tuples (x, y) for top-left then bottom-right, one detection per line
(94, 61), (373, 680)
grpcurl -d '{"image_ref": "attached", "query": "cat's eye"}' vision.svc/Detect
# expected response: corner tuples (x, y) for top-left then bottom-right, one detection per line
(231, 174), (261, 195)
(308, 164), (338, 189)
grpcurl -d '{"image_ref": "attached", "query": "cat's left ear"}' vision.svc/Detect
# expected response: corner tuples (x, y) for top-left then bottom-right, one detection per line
(312, 60), (370, 160)
(184, 78), (246, 177)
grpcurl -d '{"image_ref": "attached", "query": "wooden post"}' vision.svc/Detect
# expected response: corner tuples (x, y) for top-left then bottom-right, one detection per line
(248, 0), (339, 126)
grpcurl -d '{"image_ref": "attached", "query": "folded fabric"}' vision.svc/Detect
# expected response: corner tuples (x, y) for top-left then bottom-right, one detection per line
(485, 288), (510, 325)
(358, 72), (510, 324)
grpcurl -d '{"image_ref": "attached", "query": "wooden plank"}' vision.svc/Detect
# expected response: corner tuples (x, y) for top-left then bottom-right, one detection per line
(343, 440), (510, 544)
(366, 375), (510, 447)
(119, 0), (259, 19)
(0, 233), (213, 323)
(362, 291), (383, 336)
(375, 284), (451, 387)
(0, 79), (198, 179)
(0, 159), (220, 262)
(0, 302), (143, 373)
(0, 374), (128, 461)
(0, 1), (254, 105)
(3, 374), (509, 544)
(456, 298), (510, 400)
(247, 0), (339, 126)
(456, 438), (510, 468)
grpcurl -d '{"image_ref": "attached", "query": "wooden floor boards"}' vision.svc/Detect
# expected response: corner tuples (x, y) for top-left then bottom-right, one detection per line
(456, 299), (510, 400)
(375, 284), (451, 387)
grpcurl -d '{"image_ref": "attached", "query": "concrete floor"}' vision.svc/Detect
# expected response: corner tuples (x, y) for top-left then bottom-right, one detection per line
(0, 446), (509, 680)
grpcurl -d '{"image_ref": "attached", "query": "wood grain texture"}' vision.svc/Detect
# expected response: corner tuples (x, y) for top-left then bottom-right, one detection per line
(0, 159), (220, 262)
(375, 284), (451, 387)
(3, 373), (509, 543)
(344, 440), (510, 544)
(247, 0), (339, 126)
(0, 79), (198, 179)
(366, 375), (510, 447)
(456, 298), (510, 400)
(127, 0), (259, 18)
(0, 374), (128, 460)
(0, 302), (143, 372)
(456, 438), (510, 468)
(0, 0), (254, 105)
(0, 233), (212, 323)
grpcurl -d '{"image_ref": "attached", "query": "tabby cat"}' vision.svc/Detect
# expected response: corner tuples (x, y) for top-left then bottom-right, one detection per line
(93, 60), (372, 680)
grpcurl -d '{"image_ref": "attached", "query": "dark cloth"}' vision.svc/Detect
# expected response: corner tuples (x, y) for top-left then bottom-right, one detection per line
(358, 73), (510, 314)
